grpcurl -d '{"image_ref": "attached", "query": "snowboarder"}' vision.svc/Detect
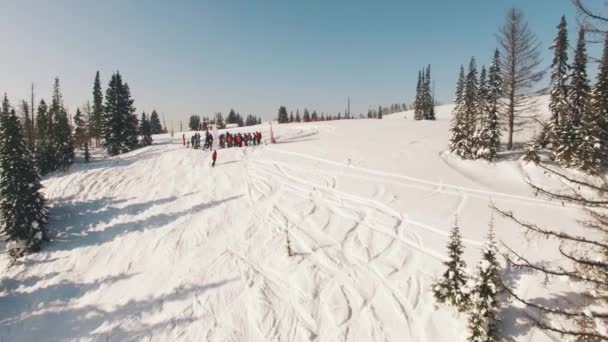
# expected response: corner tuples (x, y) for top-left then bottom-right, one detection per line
(212, 150), (217, 167)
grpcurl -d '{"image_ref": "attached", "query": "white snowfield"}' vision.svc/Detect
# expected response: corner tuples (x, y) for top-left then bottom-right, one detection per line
(0, 98), (586, 341)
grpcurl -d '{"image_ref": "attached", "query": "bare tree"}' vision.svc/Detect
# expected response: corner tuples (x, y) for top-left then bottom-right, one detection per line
(572, 0), (608, 44)
(497, 8), (545, 150)
(495, 165), (608, 340)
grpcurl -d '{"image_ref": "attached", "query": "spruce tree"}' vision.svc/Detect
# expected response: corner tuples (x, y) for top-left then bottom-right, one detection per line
(476, 50), (502, 161)
(102, 73), (123, 155)
(49, 78), (74, 170)
(295, 110), (301, 122)
(289, 112), (294, 123)
(467, 224), (501, 342)
(558, 28), (590, 168)
(0, 95), (48, 256)
(277, 106), (288, 123)
(303, 109), (311, 122)
(415, 70), (424, 120)
(424, 65), (435, 120)
(593, 35), (608, 168)
(227, 109), (237, 124)
(122, 83), (139, 151)
(149, 110), (162, 134)
(140, 112), (153, 146)
(449, 65), (470, 158)
(92, 71), (103, 146)
(378, 106), (383, 119)
(311, 110), (318, 121)
(548, 16), (570, 153)
(74, 107), (89, 163)
(433, 219), (469, 311)
(34, 100), (53, 174)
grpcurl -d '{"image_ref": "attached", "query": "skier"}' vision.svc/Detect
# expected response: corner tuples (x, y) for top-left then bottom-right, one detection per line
(182, 133), (185, 146)
(212, 150), (217, 167)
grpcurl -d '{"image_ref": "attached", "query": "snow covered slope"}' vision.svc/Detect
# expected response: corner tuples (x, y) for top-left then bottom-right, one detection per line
(0, 99), (583, 341)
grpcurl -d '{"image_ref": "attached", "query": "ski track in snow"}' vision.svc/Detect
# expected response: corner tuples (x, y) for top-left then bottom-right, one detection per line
(0, 110), (583, 341)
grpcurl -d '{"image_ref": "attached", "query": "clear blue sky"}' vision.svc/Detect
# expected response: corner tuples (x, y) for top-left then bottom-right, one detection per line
(0, 0), (588, 123)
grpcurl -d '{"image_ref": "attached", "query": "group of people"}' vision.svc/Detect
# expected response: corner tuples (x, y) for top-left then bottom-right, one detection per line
(182, 130), (264, 168)
(221, 132), (263, 148)
(184, 130), (263, 150)
(185, 131), (216, 150)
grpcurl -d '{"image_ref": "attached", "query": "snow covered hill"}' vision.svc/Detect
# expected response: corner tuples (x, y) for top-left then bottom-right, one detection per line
(0, 99), (584, 341)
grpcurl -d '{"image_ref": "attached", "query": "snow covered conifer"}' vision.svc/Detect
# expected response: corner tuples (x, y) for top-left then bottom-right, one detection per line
(593, 35), (608, 167)
(547, 16), (569, 154)
(73, 107), (90, 162)
(0, 95), (48, 256)
(467, 223), (501, 342)
(49, 78), (74, 170)
(476, 50), (502, 161)
(449, 65), (471, 158)
(433, 218), (469, 311)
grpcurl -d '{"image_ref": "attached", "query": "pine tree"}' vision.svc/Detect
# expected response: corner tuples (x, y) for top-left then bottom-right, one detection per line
(277, 106), (288, 123)
(227, 109), (237, 124)
(424, 65), (435, 120)
(92, 71), (104, 146)
(295, 110), (301, 122)
(34, 100), (53, 174)
(547, 16), (570, 153)
(311, 110), (318, 121)
(140, 112), (153, 146)
(415, 70), (424, 120)
(102, 73), (123, 155)
(149, 110), (162, 134)
(433, 219), (469, 311)
(449, 65), (470, 158)
(303, 108), (311, 122)
(476, 50), (502, 161)
(122, 83), (139, 151)
(0, 95), (48, 256)
(49, 78), (74, 170)
(558, 28), (590, 168)
(74, 107), (89, 162)
(467, 223), (501, 342)
(378, 106), (383, 119)
(593, 35), (608, 168)
(236, 113), (244, 127)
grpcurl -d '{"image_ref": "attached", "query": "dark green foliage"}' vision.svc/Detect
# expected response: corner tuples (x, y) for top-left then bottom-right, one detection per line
(0, 95), (48, 256)
(433, 220), (470, 312)
(48, 78), (74, 171)
(140, 112), (153, 146)
(101, 72), (138, 155)
(91, 71), (103, 145)
(303, 108), (311, 122)
(189, 115), (201, 130)
(149, 110), (163, 134)
(548, 16), (569, 153)
(467, 225), (501, 342)
(277, 106), (289, 123)
(215, 112), (225, 129)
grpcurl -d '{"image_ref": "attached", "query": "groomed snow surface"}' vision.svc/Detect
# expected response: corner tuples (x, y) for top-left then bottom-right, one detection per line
(0, 98), (584, 341)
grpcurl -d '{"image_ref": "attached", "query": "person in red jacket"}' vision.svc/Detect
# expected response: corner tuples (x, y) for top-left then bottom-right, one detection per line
(212, 150), (217, 167)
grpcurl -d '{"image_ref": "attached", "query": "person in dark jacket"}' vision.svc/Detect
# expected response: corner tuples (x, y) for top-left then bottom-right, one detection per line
(212, 150), (217, 167)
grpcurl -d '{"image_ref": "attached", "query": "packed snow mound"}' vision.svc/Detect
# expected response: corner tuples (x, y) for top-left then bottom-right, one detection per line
(0, 103), (583, 341)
